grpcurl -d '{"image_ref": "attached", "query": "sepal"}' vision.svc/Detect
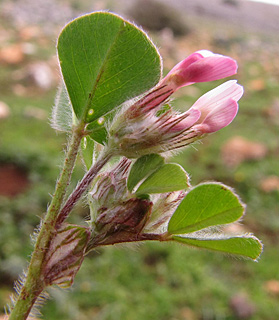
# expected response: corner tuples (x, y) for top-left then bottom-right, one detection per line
(43, 224), (90, 288)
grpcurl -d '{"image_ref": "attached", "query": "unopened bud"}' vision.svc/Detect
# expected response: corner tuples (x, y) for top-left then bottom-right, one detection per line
(91, 197), (153, 246)
(161, 50), (238, 90)
(96, 198), (153, 234)
(43, 224), (90, 288)
(89, 158), (131, 221)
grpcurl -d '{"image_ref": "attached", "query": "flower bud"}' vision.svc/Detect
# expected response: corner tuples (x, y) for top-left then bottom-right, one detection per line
(161, 50), (238, 90)
(88, 158), (131, 221)
(43, 224), (90, 288)
(89, 197), (153, 247)
(96, 198), (153, 236)
(88, 158), (153, 246)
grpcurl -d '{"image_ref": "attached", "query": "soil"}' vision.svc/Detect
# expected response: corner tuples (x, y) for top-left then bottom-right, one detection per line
(0, 163), (29, 197)
(2, 0), (279, 35)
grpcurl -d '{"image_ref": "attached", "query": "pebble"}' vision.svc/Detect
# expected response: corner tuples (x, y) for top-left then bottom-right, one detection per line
(0, 101), (10, 119)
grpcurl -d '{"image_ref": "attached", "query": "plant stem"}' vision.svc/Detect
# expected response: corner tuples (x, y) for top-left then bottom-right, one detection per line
(9, 125), (84, 320)
(87, 232), (165, 251)
(56, 150), (112, 227)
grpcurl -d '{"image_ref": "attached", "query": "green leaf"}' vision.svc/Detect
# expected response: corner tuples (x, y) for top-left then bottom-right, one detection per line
(57, 12), (161, 124)
(172, 235), (263, 260)
(87, 110), (117, 145)
(136, 163), (189, 195)
(168, 183), (244, 235)
(51, 83), (73, 132)
(87, 120), (108, 145)
(127, 154), (165, 192)
(89, 126), (108, 145)
(81, 136), (95, 170)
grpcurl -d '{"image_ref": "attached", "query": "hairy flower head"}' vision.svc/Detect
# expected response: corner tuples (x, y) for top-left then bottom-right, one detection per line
(106, 50), (242, 158)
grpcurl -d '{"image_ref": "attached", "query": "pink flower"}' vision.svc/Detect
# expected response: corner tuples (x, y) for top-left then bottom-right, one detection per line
(191, 80), (244, 133)
(124, 84), (175, 120)
(124, 50), (238, 121)
(108, 50), (242, 158)
(109, 80), (243, 157)
(161, 50), (238, 90)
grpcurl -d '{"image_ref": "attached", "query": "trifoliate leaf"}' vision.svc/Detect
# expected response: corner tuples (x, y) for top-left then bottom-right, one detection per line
(172, 234), (263, 260)
(127, 154), (165, 192)
(168, 183), (244, 234)
(57, 12), (162, 128)
(136, 163), (189, 195)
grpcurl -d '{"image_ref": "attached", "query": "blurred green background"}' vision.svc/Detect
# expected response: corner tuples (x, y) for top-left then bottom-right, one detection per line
(0, 0), (278, 319)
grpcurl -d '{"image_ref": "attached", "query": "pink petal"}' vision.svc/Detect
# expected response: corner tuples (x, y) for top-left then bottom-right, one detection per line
(191, 80), (244, 122)
(184, 56), (238, 84)
(195, 99), (239, 133)
(169, 109), (201, 132)
(159, 52), (204, 89)
(166, 50), (215, 77)
(196, 50), (215, 57)
(167, 52), (204, 74)
(160, 51), (238, 91)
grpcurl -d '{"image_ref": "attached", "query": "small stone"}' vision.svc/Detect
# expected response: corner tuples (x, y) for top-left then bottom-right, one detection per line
(0, 44), (24, 65)
(0, 101), (10, 119)
(21, 42), (37, 55)
(264, 280), (279, 295)
(19, 26), (41, 41)
(24, 106), (47, 120)
(127, 0), (190, 36)
(247, 79), (266, 91)
(12, 84), (28, 96)
(230, 293), (256, 319)
(260, 176), (279, 193)
(0, 164), (29, 197)
(264, 98), (279, 125)
(0, 27), (10, 43)
(79, 281), (91, 293)
(221, 136), (268, 167)
(180, 307), (197, 320)
(158, 27), (175, 58)
(27, 62), (54, 90)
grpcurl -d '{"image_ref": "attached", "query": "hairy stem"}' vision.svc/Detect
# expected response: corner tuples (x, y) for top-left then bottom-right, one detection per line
(9, 125), (84, 320)
(56, 150), (112, 227)
(87, 232), (165, 251)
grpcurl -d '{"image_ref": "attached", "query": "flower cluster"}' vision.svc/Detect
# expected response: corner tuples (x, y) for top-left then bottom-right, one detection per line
(108, 50), (243, 158)
(88, 50), (245, 247)
(88, 158), (186, 247)
(88, 158), (153, 246)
